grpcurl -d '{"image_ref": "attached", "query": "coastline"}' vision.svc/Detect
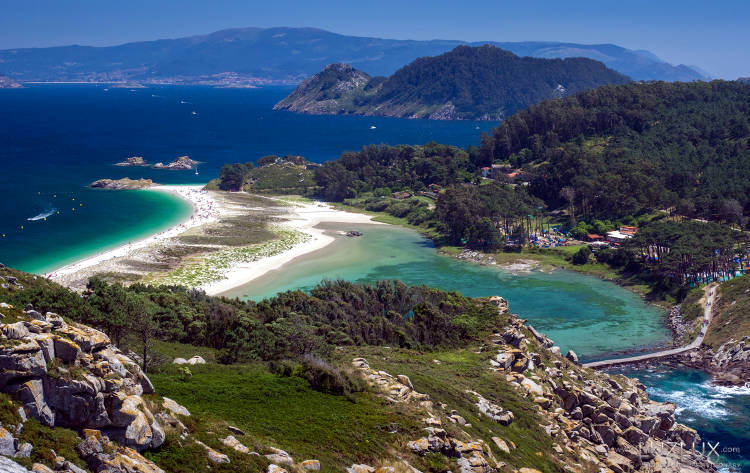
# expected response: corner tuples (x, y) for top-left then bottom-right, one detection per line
(202, 200), (384, 295)
(49, 190), (384, 296)
(49, 185), (219, 282)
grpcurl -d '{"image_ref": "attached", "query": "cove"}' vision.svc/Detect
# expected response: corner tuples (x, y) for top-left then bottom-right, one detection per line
(222, 222), (671, 361)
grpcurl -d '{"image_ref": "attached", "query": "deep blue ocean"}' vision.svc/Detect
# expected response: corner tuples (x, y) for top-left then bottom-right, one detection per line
(0, 85), (494, 273)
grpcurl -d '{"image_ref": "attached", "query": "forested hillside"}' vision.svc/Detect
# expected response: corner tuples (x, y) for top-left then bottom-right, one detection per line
(275, 45), (631, 119)
(477, 80), (750, 220)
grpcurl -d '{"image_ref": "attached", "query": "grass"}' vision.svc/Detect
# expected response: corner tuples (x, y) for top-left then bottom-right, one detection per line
(336, 346), (561, 473)
(150, 226), (310, 287)
(675, 286), (705, 343)
(148, 362), (424, 473)
(705, 274), (750, 347)
(328, 202), (442, 240)
(15, 418), (88, 471)
(178, 215), (277, 247)
(243, 165), (317, 195)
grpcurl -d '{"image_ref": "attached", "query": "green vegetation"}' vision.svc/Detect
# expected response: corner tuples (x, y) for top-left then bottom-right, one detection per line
(705, 274), (750, 347)
(478, 80), (750, 223)
(15, 417), (88, 470)
(154, 226), (309, 287)
(277, 45), (630, 119)
(625, 220), (748, 285)
(148, 363), (424, 473)
(1, 264), (505, 369)
(341, 346), (560, 472)
(217, 155), (318, 194)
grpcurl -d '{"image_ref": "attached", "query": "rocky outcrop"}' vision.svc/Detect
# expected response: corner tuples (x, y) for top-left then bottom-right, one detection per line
(273, 64), (371, 115)
(484, 311), (717, 473)
(352, 358), (504, 473)
(172, 356), (205, 365)
(76, 429), (164, 473)
(114, 157), (148, 167)
(152, 156), (198, 170)
(678, 336), (750, 385)
(351, 295), (717, 473)
(89, 178), (155, 190)
(0, 305), (163, 451)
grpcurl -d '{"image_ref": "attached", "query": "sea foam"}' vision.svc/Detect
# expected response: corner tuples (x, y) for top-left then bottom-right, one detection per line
(27, 208), (57, 221)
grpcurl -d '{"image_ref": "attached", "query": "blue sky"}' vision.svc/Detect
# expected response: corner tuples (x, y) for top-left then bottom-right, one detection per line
(1, 0), (748, 78)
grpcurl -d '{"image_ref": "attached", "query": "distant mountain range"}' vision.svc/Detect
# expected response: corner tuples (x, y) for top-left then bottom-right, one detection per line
(274, 45), (631, 120)
(0, 27), (708, 85)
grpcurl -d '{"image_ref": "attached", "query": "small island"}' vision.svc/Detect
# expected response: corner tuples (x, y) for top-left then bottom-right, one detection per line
(89, 177), (156, 190)
(114, 156), (149, 167)
(153, 155), (199, 170)
(112, 155), (200, 170)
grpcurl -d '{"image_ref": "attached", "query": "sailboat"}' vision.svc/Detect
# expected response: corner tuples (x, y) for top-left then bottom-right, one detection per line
(194, 164), (199, 176)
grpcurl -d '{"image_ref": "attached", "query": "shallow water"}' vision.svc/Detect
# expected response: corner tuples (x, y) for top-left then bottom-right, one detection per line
(224, 223), (671, 360)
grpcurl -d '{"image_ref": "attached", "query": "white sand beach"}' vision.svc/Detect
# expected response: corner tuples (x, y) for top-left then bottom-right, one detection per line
(201, 201), (383, 295)
(49, 185), (223, 280)
(49, 187), (384, 296)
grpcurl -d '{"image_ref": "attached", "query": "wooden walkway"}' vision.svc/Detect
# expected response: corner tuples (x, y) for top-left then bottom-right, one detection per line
(584, 285), (716, 369)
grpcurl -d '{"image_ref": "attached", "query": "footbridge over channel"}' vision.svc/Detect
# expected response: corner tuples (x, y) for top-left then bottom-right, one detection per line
(583, 285), (716, 369)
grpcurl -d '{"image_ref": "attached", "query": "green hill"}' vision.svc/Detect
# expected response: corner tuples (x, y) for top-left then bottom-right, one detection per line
(478, 80), (750, 221)
(275, 45), (631, 120)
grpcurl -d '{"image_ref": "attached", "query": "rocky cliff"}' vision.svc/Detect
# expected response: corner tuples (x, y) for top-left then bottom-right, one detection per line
(0, 303), (166, 472)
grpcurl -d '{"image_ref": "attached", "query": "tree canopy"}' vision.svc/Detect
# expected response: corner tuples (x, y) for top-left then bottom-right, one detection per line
(476, 80), (750, 221)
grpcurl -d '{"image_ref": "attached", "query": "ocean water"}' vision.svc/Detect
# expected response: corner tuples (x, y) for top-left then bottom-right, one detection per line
(615, 367), (750, 472)
(224, 223), (671, 360)
(0, 85), (493, 273)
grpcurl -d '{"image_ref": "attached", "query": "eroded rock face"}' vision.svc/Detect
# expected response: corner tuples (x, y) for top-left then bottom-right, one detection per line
(486, 311), (717, 473)
(0, 307), (163, 451)
(76, 429), (165, 473)
(682, 336), (750, 385)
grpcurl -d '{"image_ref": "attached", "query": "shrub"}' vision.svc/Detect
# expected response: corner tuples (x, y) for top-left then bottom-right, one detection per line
(572, 246), (592, 265)
(299, 355), (366, 397)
